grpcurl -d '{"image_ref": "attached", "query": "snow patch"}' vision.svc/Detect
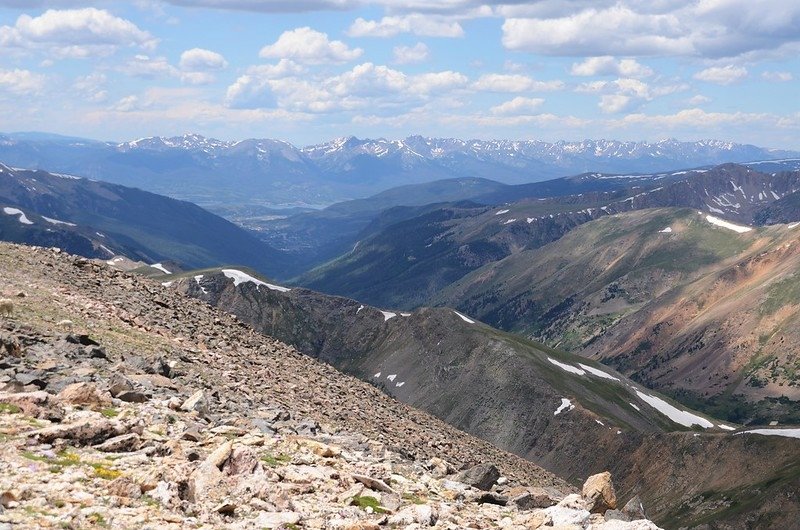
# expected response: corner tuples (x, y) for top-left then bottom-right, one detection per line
(386, 374), (397, 382)
(161, 281), (173, 287)
(717, 424), (736, 431)
(396, 381), (405, 387)
(194, 275), (207, 294)
(629, 402), (641, 411)
(503, 218), (516, 225)
(705, 215), (752, 233)
(151, 263), (171, 275)
(374, 372), (381, 378)
(788, 222), (800, 229)
(400, 312), (411, 317)
(357, 305), (364, 314)
(577, 363), (620, 381)
(635, 390), (713, 428)
(736, 428), (800, 439)
(3, 207), (33, 225)
(453, 311), (475, 324)
(221, 269), (291, 292)
(548, 357), (586, 375)
(42, 216), (76, 227)
(495, 209), (510, 215)
(554, 398), (574, 416)
(381, 311), (396, 321)
(658, 227), (672, 233)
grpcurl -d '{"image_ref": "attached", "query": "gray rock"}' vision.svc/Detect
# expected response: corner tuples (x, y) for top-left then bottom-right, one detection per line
(180, 390), (208, 415)
(94, 433), (141, 452)
(454, 463), (500, 491)
(116, 390), (149, 403)
(622, 495), (647, 519)
(476, 491), (508, 505)
(605, 509), (632, 522)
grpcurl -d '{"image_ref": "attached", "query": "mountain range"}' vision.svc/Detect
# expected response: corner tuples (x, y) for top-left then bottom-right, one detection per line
(1, 132), (796, 209)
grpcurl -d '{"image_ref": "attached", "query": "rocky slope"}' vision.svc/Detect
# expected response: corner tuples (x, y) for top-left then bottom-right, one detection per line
(165, 265), (800, 528)
(0, 241), (681, 529)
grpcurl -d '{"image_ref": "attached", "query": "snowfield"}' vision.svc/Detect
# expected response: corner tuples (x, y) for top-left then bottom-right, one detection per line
(3, 207), (33, 225)
(635, 390), (714, 428)
(554, 398), (574, 415)
(736, 428), (800, 439)
(453, 311), (475, 324)
(221, 269), (291, 292)
(577, 363), (620, 381)
(705, 214), (752, 233)
(547, 357), (586, 375)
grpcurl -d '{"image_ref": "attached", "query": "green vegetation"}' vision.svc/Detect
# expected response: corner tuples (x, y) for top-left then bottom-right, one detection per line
(260, 452), (292, 467)
(0, 402), (22, 414)
(351, 495), (388, 513)
(761, 274), (800, 315)
(100, 407), (119, 418)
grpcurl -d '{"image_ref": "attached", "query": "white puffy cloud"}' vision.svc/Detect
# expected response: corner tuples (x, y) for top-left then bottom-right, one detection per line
(179, 48), (228, 70)
(472, 74), (563, 92)
(490, 96), (544, 115)
(226, 61), (468, 113)
(570, 56), (653, 78)
(348, 15), (464, 38)
(259, 27), (362, 64)
(120, 54), (178, 78)
(688, 94), (711, 105)
(0, 8), (157, 57)
(393, 42), (429, 64)
(762, 71), (793, 82)
(578, 77), (688, 113)
(599, 94), (633, 114)
(73, 72), (107, 102)
(693, 65), (747, 85)
(501, 1), (800, 59)
(0, 68), (47, 95)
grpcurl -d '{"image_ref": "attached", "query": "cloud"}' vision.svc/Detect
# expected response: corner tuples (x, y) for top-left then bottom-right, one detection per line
(599, 94), (633, 114)
(490, 96), (544, 115)
(73, 72), (107, 102)
(348, 15), (464, 38)
(578, 77), (688, 113)
(226, 61), (468, 113)
(570, 56), (653, 78)
(472, 74), (564, 92)
(259, 27), (362, 64)
(0, 68), (47, 95)
(502, 2), (800, 59)
(120, 54), (179, 79)
(0, 8), (158, 57)
(762, 71), (793, 82)
(393, 42), (429, 64)
(179, 48), (228, 70)
(688, 94), (711, 105)
(693, 65), (747, 85)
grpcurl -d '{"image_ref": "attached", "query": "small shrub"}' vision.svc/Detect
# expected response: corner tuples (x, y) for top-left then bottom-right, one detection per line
(0, 402), (21, 414)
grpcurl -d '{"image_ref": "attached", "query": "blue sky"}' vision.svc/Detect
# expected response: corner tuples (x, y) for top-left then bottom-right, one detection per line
(0, 1), (798, 148)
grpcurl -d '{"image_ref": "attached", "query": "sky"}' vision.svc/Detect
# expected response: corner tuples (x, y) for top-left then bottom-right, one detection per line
(0, 1), (799, 148)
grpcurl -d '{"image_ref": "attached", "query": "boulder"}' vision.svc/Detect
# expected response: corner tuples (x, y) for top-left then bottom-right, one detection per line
(454, 463), (500, 491)
(582, 471), (617, 514)
(32, 417), (122, 446)
(56, 382), (111, 408)
(94, 433), (141, 452)
(622, 494), (647, 520)
(388, 504), (438, 526)
(180, 390), (208, 415)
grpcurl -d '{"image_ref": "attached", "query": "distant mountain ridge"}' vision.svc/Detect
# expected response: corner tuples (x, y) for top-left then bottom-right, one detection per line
(0, 162), (290, 277)
(0, 132), (796, 208)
